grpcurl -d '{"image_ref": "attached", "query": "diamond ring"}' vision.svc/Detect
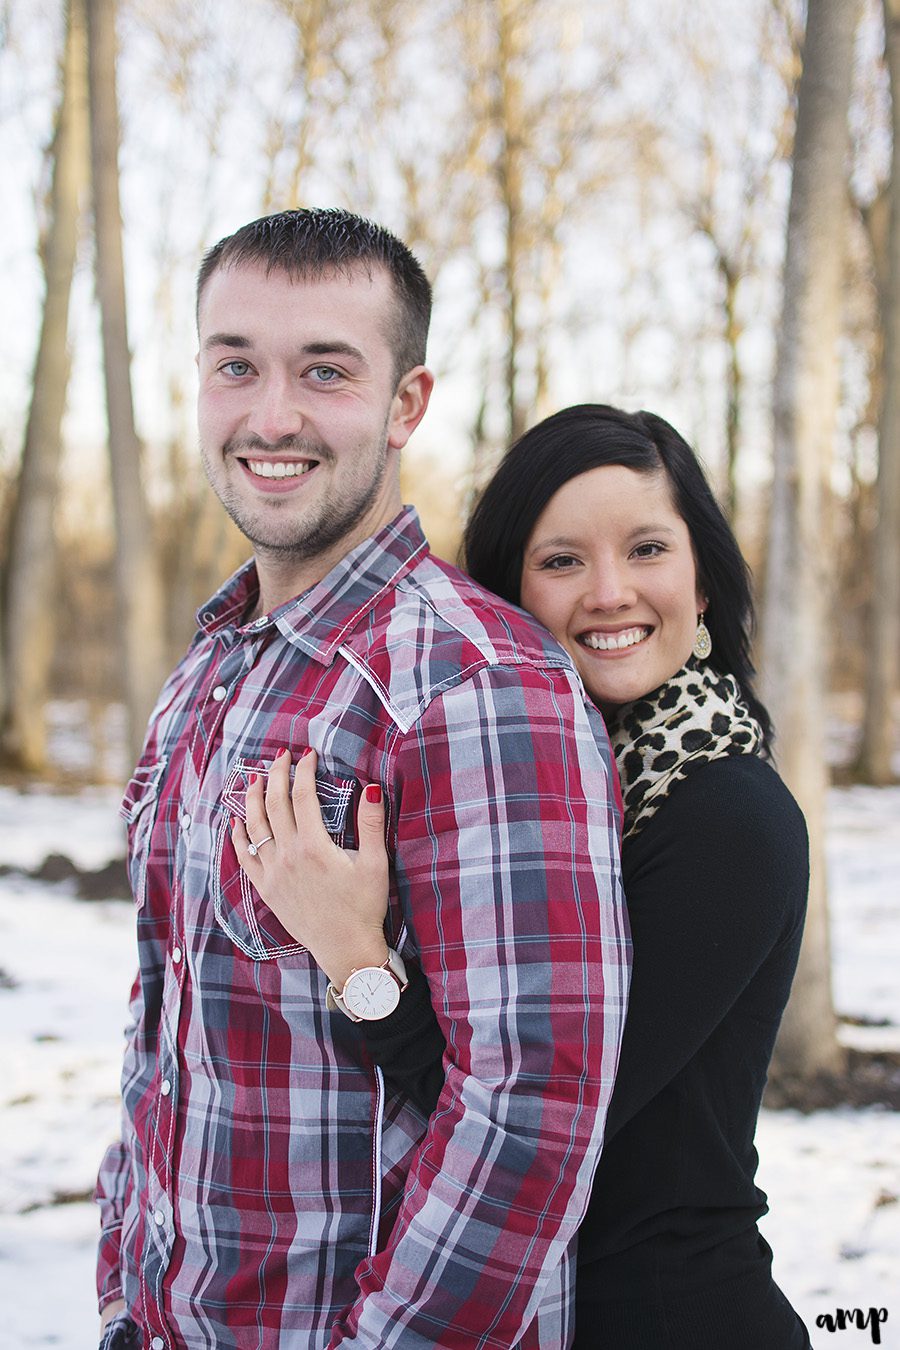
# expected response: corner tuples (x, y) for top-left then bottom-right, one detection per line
(247, 834), (274, 857)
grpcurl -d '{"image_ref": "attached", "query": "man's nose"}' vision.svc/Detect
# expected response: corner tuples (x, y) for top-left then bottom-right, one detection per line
(246, 375), (304, 443)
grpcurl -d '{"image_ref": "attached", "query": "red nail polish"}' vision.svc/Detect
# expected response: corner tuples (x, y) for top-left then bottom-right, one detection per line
(301, 746), (313, 759)
(365, 784), (382, 804)
(231, 816), (236, 830)
(249, 773), (257, 785)
(276, 747), (289, 759)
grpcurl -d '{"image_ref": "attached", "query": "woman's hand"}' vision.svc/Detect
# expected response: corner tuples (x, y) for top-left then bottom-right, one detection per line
(232, 747), (391, 990)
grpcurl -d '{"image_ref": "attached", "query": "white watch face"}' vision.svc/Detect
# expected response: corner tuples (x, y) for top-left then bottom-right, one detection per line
(343, 967), (401, 1020)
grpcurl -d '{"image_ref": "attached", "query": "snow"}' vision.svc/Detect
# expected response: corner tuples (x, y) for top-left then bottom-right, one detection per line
(828, 786), (900, 1048)
(0, 779), (898, 1347)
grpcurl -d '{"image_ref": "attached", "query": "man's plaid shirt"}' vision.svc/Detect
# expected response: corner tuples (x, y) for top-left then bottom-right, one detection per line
(95, 508), (630, 1348)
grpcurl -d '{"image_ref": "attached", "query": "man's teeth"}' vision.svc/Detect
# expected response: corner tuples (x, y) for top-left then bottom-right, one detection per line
(247, 460), (313, 479)
(582, 628), (649, 651)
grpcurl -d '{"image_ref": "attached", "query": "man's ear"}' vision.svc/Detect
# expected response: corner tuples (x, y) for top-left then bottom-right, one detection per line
(387, 367), (434, 450)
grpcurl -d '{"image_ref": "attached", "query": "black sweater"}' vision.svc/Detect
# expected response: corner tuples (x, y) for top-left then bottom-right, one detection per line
(363, 755), (811, 1349)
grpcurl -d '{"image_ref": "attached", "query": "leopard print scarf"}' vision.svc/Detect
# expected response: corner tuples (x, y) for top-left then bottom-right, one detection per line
(604, 655), (765, 840)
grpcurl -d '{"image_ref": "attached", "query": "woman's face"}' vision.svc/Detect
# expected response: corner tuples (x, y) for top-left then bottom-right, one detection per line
(519, 464), (705, 712)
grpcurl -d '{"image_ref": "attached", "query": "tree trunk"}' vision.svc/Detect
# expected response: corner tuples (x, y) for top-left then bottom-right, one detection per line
(762, 0), (862, 1091)
(855, 0), (900, 784)
(495, 0), (528, 444)
(1, 0), (88, 772)
(86, 0), (167, 766)
(720, 258), (742, 524)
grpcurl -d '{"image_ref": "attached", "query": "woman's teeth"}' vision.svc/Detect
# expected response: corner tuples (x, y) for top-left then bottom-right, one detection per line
(581, 627), (649, 651)
(247, 460), (312, 479)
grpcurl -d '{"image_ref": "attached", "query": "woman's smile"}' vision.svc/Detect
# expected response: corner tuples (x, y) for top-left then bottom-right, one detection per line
(577, 625), (653, 652)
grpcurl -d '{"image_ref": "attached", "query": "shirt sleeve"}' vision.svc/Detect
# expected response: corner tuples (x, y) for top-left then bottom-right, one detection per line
(329, 662), (631, 1348)
(361, 962), (446, 1119)
(93, 971), (142, 1313)
(94, 1138), (128, 1311)
(604, 757), (808, 1140)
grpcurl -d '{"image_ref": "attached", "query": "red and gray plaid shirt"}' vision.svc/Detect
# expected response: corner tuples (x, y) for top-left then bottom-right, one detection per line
(95, 508), (630, 1349)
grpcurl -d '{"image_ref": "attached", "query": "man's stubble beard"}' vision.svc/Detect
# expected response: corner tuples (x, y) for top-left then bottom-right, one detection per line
(201, 423), (392, 567)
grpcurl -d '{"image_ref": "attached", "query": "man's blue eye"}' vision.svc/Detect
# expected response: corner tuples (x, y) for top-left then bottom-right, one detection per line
(311, 367), (340, 382)
(223, 361), (250, 377)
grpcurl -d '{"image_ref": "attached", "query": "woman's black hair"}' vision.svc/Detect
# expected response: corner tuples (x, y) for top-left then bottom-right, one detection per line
(463, 403), (773, 749)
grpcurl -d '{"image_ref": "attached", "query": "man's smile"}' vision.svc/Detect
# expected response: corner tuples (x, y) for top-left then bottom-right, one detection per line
(245, 459), (316, 479)
(232, 455), (322, 493)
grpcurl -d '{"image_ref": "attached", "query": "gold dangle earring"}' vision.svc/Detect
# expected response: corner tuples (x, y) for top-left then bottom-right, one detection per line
(692, 612), (712, 660)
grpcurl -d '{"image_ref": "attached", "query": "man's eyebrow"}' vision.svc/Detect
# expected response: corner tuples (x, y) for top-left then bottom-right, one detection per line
(201, 335), (368, 365)
(302, 340), (367, 365)
(203, 333), (251, 351)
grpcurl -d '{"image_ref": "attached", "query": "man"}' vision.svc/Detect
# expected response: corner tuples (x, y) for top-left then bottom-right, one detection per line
(95, 208), (630, 1349)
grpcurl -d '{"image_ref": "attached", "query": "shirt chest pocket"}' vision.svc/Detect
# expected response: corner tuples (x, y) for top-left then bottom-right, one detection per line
(213, 757), (359, 960)
(118, 757), (168, 911)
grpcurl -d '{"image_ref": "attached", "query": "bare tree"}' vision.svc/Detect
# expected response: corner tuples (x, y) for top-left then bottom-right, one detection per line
(1, 0), (88, 771)
(129, 2), (249, 660)
(259, 0), (334, 212)
(86, 0), (167, 763)
(492, 0), (529, 443)
(676, 0), (803, 523)
(856, 0), (900, 783)
(457, 0), (628, 457)
(762, 0), (863, 1091)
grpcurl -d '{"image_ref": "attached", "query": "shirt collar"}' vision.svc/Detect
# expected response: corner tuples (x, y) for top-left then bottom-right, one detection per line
(196, 506), (430, 664)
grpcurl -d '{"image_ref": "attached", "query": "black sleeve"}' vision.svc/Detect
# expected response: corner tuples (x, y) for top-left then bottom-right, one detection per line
(359, 757), (806, 1132)
(604, 755), (809, 1141)
(361, 961), (446, 1116)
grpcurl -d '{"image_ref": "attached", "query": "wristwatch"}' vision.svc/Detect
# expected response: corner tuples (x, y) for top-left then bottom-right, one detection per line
(326, 949), (409, 1022)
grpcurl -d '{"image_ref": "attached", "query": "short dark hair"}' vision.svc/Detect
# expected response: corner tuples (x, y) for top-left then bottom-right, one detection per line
(196, 208), (432, 385)
(463, 403), (773, 748)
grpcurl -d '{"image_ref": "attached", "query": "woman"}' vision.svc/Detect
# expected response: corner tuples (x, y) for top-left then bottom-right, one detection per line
(233, 405), (810, 1348)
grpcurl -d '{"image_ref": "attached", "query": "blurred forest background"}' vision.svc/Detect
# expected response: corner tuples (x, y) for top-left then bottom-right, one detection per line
(1, 0), (899, 1102)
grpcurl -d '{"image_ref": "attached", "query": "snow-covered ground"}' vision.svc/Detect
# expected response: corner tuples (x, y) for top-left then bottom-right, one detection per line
(0, 778), (898, 1348)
